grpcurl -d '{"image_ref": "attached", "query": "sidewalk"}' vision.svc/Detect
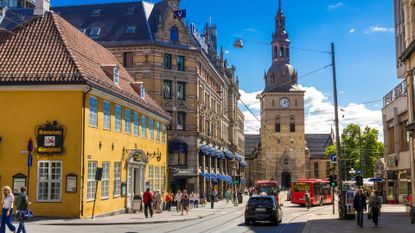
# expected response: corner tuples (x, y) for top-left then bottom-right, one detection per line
(302, 204), (415, 233)
(27, 198), (247, 226)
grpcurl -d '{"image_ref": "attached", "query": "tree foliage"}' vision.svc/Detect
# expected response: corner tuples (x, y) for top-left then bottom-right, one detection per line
(325, 123), (384, 179)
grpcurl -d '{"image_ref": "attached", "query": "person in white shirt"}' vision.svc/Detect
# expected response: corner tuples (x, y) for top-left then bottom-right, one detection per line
(1, 186), (16, 233)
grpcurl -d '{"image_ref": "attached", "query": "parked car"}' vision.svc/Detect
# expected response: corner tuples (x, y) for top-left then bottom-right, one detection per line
(245, 195), (283, 225)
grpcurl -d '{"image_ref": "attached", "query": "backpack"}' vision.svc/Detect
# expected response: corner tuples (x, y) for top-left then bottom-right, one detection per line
(15, 193), (28, 211)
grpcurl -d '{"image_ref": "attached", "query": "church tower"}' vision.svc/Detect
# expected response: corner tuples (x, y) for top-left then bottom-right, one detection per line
(259, 0), (306, 188)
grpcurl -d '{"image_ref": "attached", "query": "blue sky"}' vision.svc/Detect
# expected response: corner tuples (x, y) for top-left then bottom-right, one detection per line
(53, 0), (394, 137)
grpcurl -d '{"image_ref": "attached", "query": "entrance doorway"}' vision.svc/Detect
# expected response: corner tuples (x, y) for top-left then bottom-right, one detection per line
(281, 172), (291, 189)
(126, 150), (147, 211)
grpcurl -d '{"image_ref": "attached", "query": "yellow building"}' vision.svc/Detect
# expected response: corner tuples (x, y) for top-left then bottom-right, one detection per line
(0, 10), (170, 218)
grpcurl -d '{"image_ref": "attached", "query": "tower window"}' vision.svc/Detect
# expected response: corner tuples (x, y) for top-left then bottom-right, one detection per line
(272, 99), (275, 107)
(290, 115), (295, 132)
(280, 46), (284, 57)
(275, 115), (281, 133)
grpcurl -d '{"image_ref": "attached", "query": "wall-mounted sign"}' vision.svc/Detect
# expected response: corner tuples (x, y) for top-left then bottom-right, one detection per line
(172, 168), (197, 177)
(66, 174), (77, 193)
(191, 23), (208, 53)
(36, 121), (65, 154)
(12, 173), (27, 194)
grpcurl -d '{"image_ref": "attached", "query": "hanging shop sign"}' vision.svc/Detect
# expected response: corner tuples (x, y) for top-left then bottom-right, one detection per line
(36, 121), (65, 154)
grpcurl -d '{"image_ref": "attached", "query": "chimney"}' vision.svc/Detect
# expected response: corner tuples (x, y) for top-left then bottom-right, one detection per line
(130, 82), (145, 98)
(34, 0), (50, 16)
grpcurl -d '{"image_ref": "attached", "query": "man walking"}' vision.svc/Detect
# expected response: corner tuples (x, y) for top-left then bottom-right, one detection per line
(369, 191), (382, 226)
(15, 187), (30, 233)
(143, 188), (153, 218)
(210, 189), (217, 209)
(353, 189), (367, 228)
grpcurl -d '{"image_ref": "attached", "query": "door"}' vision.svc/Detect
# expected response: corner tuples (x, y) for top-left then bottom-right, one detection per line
(281, 172), (291, 189)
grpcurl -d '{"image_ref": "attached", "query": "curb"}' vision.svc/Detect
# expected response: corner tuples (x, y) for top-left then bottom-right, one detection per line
(34, 212), (218, 226)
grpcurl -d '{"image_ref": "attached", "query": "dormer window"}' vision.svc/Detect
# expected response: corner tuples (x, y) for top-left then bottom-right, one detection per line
(140, 85), (145, 98)
(125, 25), (136, 34)
(126, 6), (135, 15)
(91, 9), (101, 17)
(114, 66), (119, 85)
(170, 26), (178, 43)
(90, 27), (101, 38)
(79, 28), (86, 34)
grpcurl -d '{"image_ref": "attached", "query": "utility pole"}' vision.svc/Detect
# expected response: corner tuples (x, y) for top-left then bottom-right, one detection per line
(331, 43), (343, 219)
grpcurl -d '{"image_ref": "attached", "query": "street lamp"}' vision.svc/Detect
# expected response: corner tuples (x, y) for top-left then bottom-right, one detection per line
(349, 168), (355, 181)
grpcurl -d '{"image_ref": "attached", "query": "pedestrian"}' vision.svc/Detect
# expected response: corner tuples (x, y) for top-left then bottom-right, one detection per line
(189, 192), (194, 209)
(156, 191), (163, 213)
(224, 190), (230, 204)
(181, 190), (189, 216)
(200, 191), (206, 207)
(174, 190), (182, 213)
(1, 186), (16, 233)
(210, 189), (217, 209)
(304, 190), (311, 210)
(15, 187), (30, 233)
(353, 189), (367, 228)
(165, 192), (172, 211)
(143, 188), (153, 218)
(194, 193), (199, 208)
(369, 191), (382, 226)
(233, 189), (238, 207)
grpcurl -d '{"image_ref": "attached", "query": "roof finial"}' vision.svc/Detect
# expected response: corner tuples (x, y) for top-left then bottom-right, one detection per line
(278, 0), (282, 10)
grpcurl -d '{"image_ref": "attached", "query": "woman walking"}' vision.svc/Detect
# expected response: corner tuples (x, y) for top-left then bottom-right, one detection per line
(369, 191), (382, 226)
(1, 186), (16, 233)
(181, 190), (189, 216)
(174, 190), (182, 213)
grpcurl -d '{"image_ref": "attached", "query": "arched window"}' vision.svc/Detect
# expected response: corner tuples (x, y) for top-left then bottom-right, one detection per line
(274, 46), (278, 58)
(170, 26), (178, 43)
(290, 115), (295, 132)
(280, 46), (285, 57)
(286, 47), (290, 58)
(314, 161), (319, 178)
(275, 115), (281, 133)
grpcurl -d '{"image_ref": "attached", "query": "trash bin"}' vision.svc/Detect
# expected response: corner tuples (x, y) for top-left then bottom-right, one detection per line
(344, 191), (356, 220)
(132, 195), (142, 213)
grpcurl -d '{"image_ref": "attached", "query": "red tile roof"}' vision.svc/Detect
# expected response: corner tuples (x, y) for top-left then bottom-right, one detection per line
(0, 12), (170, 120)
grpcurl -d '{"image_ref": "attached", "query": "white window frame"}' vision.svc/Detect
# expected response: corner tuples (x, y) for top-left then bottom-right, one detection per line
(141, 115), (147, 138)
(113, 162), (121, 197)
(149, 118), (154, 140)
(101, 162), (110, 199)
(89, 96), (98, 127)
(148, 165), (153, 190)
(155, 166), (160, 191)
(125, 109), (131, 134)
(103, 100), (111, 130)
(161, 166), (165, 193)
(155, 121), (160, 142)
(36, 161), (62, 202)
(115, 104), (122, 132)
(133, 112), (139, 137)
(161, 125), (166, 143)
(87, 161), (97, 201)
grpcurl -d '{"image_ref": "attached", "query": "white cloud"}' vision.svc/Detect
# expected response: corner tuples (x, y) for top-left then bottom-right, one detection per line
(224, 50), (230, 54)
(340, 90), (345, 94)
(239, 86), (383, 141)
(327, 2), (344, 10)
(349, 29), (355, 33)
(365, 26), (394, 34)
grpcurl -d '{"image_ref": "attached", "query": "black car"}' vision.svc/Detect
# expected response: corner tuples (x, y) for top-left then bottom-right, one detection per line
(245, 195), (283, 225)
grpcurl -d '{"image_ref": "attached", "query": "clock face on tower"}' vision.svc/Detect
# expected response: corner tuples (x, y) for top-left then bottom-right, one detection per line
(280, 97), (290, 109)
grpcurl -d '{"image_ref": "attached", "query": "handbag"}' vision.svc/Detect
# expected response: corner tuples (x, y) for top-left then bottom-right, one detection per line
(17, 210), (34, 220)
(367, 208), (372, 220)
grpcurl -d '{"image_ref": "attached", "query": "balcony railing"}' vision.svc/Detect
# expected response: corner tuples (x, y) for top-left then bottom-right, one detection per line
(383, 79), (407, 107)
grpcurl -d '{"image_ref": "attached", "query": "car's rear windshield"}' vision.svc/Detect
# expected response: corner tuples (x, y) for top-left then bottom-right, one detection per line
(248, 198), (274, 206)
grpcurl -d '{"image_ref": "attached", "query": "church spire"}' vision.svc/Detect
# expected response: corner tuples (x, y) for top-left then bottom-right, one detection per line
(278, 0), (282, 10)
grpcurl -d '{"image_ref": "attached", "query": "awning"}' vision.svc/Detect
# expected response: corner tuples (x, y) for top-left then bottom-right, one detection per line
(368, 178), (385, 183)
(224, 150), (234, 160)
(168, 141), (188, 153)
(240, 160), (247, 167)
(200, 144), (214, 157)
(235, 153), (242, 161)
(215, 150), (225, 159)
(241, 178), (246, 183)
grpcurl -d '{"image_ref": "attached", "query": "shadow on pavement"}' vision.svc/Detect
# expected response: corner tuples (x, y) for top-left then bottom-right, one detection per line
(238, 222), (305, 233)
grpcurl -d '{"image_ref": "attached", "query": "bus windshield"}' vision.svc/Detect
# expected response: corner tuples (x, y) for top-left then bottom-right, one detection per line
(293, 182), (310, 192)
(258, 186), (277, 195)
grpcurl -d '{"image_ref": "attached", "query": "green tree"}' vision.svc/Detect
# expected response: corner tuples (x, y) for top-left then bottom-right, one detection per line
(325, 124), (384, 179)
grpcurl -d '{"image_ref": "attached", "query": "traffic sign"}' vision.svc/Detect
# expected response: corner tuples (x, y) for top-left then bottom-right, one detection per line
(330, 154), (336, 162)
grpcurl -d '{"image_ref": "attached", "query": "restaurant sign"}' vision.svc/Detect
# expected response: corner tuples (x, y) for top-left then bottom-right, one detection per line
(36, 121), (65, 154)
(172, 168), (197, 177)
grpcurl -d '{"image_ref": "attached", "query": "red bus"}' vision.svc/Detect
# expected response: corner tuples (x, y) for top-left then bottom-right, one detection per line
(255, 180), (279, 202)
(290, 179), (332, 206)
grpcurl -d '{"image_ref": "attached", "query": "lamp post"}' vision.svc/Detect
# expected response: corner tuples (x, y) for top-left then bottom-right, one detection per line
(349, 168), (355, 181)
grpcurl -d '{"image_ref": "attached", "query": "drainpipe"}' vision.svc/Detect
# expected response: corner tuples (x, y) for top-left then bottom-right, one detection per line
(81, 85), (93, 217)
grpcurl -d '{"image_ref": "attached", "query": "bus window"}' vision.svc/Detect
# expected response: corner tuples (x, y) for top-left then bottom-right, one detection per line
(258, 186), (277, 195)
(293, 182), (310, 192)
